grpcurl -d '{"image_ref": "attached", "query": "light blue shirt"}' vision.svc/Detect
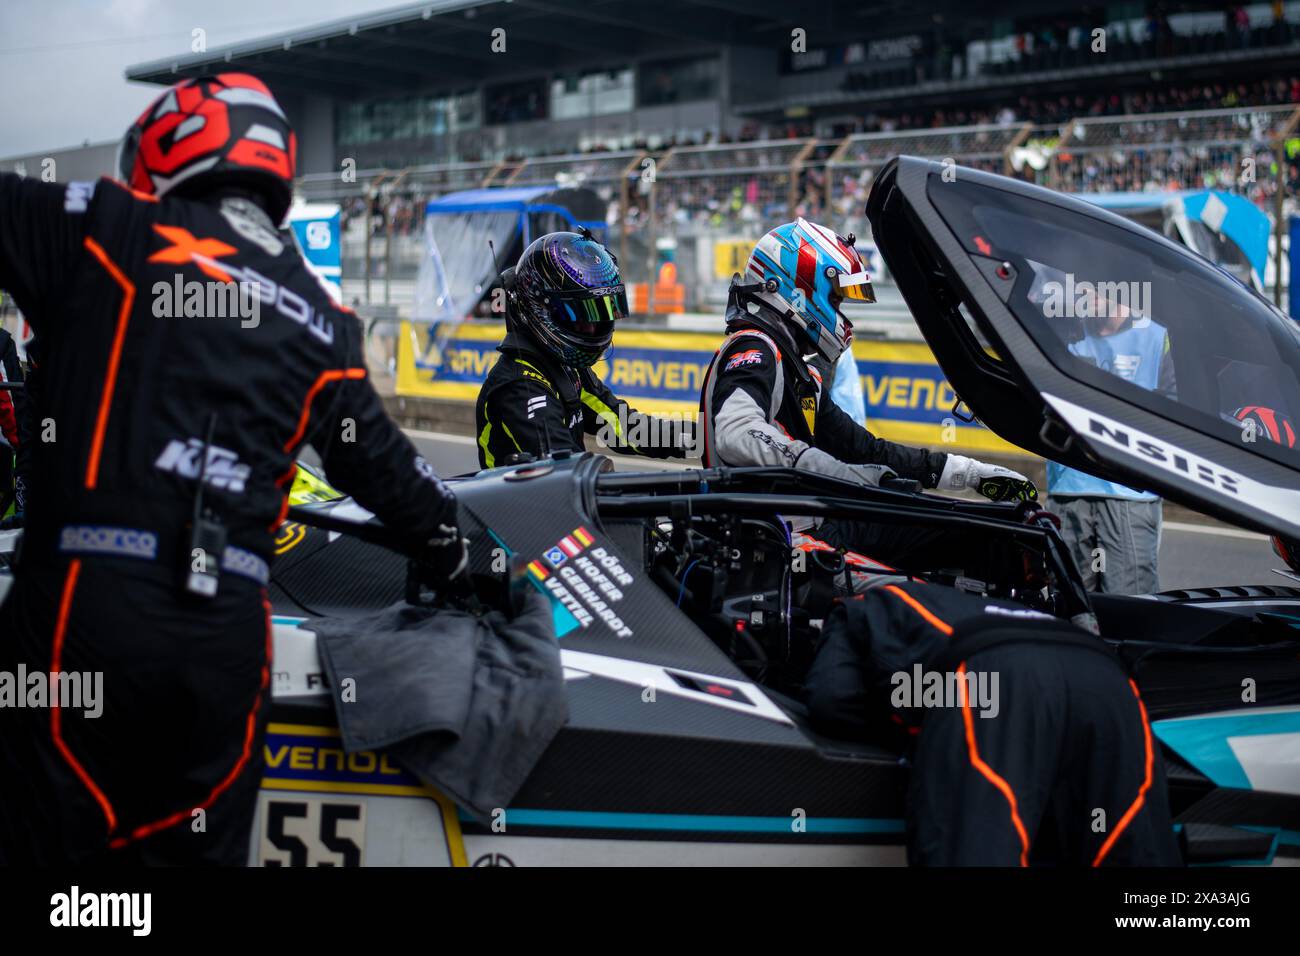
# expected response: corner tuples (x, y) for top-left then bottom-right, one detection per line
(1047, 318), (1167, 500)
(830, 348), (867, 426)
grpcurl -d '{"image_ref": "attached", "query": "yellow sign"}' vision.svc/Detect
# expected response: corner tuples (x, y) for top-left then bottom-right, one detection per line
(712, 240), (753, 280)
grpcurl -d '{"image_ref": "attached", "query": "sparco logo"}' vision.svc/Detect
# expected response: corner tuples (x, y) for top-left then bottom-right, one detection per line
(59, 525), (158, 559)
(155, 438), (252, 493)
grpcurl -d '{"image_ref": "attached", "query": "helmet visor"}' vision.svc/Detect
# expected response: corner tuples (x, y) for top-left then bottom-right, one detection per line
(545, 286), (629, 339)
(836, 269), (875, 303)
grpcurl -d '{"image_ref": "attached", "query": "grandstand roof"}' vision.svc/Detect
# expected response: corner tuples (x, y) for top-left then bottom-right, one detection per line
(124, 0), (1059, 97)
(125, 0), (767, 95)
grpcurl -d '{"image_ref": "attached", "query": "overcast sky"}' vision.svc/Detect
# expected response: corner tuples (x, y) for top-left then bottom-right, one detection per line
(0, 0), (408, 157)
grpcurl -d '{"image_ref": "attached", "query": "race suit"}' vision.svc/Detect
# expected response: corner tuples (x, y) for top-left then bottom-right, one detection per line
(700, 295), (968, 575)
(12, 334), (38, 515)
(807, 581), (1180, 866)
(0, 325), (24, 514)
(475, 327), (695, 469)
(0, 175), (458, 865)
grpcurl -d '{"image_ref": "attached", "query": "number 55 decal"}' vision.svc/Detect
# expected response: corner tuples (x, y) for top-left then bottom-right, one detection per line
(258, 796), (365, 867)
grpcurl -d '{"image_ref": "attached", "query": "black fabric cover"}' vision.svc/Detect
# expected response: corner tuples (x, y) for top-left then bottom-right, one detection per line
(313, 590), (566, 822)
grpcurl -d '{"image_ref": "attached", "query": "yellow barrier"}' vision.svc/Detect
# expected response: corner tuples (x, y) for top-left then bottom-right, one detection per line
(397, 321), (1026, 456)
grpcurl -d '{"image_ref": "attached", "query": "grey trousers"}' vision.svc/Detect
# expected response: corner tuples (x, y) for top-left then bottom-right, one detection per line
(1047, 495), (1163, 595)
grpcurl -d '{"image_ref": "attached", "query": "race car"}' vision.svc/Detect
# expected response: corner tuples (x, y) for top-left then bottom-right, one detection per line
(4, 158), (1300, 866)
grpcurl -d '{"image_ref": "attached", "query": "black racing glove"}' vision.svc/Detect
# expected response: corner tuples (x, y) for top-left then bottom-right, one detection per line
(420, 522), (472, 597)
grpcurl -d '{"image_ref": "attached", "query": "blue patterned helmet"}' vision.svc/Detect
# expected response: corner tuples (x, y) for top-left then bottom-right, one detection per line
(744, 218), (874, 363)
(512, 231), (628, 368)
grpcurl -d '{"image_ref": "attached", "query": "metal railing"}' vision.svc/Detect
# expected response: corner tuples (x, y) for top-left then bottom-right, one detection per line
(1047, 105), (1300, 195)
(504, 150), (647, 268)
(827, 124), (1033, 238)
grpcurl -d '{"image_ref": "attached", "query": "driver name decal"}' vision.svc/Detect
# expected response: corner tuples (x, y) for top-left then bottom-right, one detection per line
(529, 528), (635, 639)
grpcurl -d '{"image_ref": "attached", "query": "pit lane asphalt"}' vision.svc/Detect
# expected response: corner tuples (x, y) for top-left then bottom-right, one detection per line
(402, 428), (1289, 594)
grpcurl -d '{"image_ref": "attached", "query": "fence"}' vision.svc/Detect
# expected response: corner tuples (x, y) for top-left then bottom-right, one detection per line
(502, 150), (646, 271)
(309, 103), (1300, 316)
(827, 124), (1032, 238)
(1046, 104), (1300, 299)
(1046, 105), (1300, 196)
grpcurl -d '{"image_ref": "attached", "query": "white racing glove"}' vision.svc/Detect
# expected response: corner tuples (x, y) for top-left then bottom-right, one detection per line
(939, 454), (1038, 502)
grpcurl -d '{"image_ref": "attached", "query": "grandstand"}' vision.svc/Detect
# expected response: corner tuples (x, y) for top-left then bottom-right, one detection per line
(108, 0), (1300, 315)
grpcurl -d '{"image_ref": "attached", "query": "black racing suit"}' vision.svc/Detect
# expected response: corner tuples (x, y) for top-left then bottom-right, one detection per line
(700, 293), (976, 573)
(0, 175), (458, 865)
(807, 581), (1180, 866)
(12, 334), (38, 516)
(474, 325), (695, 469)
(0, 325), (24, 514)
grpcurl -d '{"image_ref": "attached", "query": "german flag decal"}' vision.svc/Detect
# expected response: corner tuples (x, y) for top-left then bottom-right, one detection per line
(527, 560), (549, 581)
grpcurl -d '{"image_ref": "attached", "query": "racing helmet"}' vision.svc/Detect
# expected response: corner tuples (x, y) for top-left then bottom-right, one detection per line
(744, 218), (874, 364)
(1231, 406), (1300, 574)
(117, 73), (296, 224)
(1233, 405), (1297, 447)
(511, 231), (628, 368)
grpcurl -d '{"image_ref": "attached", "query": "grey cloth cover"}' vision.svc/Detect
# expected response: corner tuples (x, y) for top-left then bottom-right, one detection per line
(311, 589), (566, 822)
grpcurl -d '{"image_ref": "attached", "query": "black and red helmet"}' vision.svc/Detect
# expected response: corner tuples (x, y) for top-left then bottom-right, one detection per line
(1233, 405), (1297, 447)
(1231, 405), (1300, 575)
(117, 73), (296, 223)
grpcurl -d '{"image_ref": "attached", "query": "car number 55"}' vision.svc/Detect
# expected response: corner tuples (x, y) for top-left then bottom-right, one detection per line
(258, 795), (366, 867)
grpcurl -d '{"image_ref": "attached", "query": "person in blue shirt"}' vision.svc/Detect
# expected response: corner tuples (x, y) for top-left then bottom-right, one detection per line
(1044, 280), (1175, 594)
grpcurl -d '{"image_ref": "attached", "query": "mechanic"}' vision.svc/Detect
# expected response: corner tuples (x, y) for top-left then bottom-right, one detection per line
(475, 230), (696, 469)
(806, 580), (1181, 866)
(0, 73), (467, 866)
(699, 218), (1037, 573)
(1038, 269), (1174, 594)
(0, 316), (24, 517)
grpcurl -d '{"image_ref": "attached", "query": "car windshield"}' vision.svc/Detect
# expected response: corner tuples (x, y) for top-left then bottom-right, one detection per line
(929, 177), (1300, 471)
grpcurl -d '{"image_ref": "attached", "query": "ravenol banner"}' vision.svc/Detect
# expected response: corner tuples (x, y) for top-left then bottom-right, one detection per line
(397, 321), (1023, 455)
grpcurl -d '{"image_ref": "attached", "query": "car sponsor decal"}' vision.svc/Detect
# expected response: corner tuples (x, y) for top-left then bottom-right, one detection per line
(271, 621), (329, 697)
(1042, 392), (1300, 530)
(1152, 706), (1300, 796)
(558, 651), (793, 724)
(258, 722), (467, 867)
(274, 522), (308, 555)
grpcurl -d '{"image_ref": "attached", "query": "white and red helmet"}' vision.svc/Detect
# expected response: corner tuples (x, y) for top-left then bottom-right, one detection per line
(744, 218), (874, 363)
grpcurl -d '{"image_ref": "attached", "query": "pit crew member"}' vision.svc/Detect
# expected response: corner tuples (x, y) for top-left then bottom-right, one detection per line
(0, 73), (466, 866)
(699, 218), (1037, 572)
(475, 230), (695, 469)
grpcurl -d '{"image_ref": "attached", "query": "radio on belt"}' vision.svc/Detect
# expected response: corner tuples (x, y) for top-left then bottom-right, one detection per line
(182, 414), (227, 598)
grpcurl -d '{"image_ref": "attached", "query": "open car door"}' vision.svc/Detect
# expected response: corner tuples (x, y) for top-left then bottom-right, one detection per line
(867, 157), (1300, 542)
